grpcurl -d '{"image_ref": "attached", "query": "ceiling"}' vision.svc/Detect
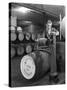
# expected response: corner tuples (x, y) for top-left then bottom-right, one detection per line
(10, 3), (65, 26)
(22, 3), (65, 19)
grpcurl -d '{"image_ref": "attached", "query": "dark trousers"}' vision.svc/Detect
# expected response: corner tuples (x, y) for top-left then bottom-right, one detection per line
(49, 34), (58, 77)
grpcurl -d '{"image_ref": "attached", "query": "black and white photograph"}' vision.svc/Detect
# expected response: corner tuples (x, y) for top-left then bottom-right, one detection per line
(9, 2), (65, 87)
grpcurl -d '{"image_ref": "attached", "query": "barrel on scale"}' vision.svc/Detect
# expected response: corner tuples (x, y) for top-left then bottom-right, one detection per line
(20, 50), (49, 81)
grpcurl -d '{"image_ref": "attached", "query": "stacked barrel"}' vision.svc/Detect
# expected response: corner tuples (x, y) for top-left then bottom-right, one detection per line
(16, 27), (24, 56)
(26, 44), (32, 54)
(10, 26), (17, 43)
(11, 46), (16, 58)
(17, 27), (24, 42)
(25, 32), (31, 41)
(10, 25), (37, 58)
(10, 26), (16, 58)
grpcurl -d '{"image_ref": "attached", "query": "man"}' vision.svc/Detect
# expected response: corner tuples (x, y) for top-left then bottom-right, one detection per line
(46, 20), (59, 84)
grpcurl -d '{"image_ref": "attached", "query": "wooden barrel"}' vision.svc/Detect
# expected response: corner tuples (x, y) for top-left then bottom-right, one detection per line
(10, 26), (17, 42)
(18, 32), (24, 41)
(25, 32), (31, 40)
(26, 45), (32, 54)
(11, 32), (17, 41)
(17, 27), (22, 32)
(11, 47), (16, 58)
(20, 51), (49, 80)
(32, 33), (35, 41)
(10, 26), (15, 31)
(17, 46), (24, 56)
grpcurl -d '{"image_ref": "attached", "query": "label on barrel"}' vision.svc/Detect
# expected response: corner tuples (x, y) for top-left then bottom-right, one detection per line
(20, 55), (36, 79)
